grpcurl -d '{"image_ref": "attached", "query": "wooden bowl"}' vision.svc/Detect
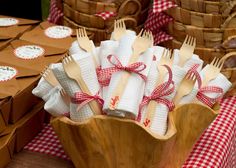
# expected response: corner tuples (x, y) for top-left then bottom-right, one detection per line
(51, 103), (218, 168)
(173, 0), (236, 15)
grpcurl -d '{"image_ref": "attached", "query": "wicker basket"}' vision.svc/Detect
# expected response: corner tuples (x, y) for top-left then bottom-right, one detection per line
(63, 0), (150, 12)
(166, 20), (236, 48)
(63, 2), (148, 29)
(62, 0), (150, 43)
(63, 16), (143, 43)
(51, 103), (218, 168)
(166, 6), (236, 28)
(173, 0), (236, 15)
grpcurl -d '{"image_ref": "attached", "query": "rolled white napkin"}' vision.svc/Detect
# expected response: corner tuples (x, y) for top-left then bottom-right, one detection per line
(69, 40), (100, 67)
(32, 77), (53, 102)
(32, 63), (62, 102)
(44, 86), (70, 117)
(140, 60), (173, 135)
(170, 49), (203, 104)
(52, 54), (100, 122)
(196, 65), (232, 106)
(103, 32), (154, 118)
(98, 40), (119, 100)
(139, 47), (204, 135)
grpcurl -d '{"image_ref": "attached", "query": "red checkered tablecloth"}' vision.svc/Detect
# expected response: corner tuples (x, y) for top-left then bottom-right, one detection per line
(24, 96), (236, 167)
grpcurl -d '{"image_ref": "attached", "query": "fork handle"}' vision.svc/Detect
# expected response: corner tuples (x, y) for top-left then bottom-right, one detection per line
(143, 100), (158, 127)
(173, 92), (182, 106)
(74, 78), (103, 115)
(109, 51), (140, 112)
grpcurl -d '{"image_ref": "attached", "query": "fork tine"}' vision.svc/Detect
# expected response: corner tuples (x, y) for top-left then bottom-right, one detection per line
(122, 19), (126, 30)
(114, 20), (117, 30)
(83, 27), (87, 38)
(183, 35), (189, 44)
(210, 57), (216, 65)
(138, 29), (144, 37)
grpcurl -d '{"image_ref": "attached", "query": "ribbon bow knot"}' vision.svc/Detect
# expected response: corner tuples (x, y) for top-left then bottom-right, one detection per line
(107, 55), (147, 81)
(71, 91), (104, 111)
(137, 65), (175, 121)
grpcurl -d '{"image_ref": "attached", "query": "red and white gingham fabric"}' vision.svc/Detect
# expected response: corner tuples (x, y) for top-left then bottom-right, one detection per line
(153, 0), (177, 13)
(144, 8), (174, 44)
(24, 123), (69, 160)
(153, 30), (173, 44)
(47, 0), (64, 24)
(145, 10), (173, 33)
(183, 96), (236, 168)
(24, 97), (236, 167)
(95, 12), (117, 20)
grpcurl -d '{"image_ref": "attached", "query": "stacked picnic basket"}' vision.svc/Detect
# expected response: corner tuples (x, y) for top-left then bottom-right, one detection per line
(165, 0), (236, 96)
(62, 0), (150, 43)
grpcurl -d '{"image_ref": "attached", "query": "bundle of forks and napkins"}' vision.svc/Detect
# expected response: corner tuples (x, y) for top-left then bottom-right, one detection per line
(32, 20), (232, 136)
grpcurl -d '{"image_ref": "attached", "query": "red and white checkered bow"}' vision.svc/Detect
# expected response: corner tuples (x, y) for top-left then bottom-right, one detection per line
(95, 12), (117, 20)
(153, 0), (177, 13)
(197, 86), (223, 107)
(137, 65), (175, 122)
(187, 64), (224, 107)
(97, 55), (147, 87)
(71, 91), (104, 111)
(47, 0), (64, 24)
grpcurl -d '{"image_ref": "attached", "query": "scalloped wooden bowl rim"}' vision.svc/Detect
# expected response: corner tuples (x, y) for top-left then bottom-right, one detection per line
(51, 103), (218, 141)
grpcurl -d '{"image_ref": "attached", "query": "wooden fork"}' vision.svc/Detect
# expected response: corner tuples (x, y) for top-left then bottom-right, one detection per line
(173, 72), (197, 105)
(76, 28), (98, 67)
(112, 19), (126, 41)
(178, 35), (196, 67)
(156, 48), (173, 85)
(109, 29), (153, 111)
(60, 88), (70, 106)
(62, 55), (102, 115)
(202, 57), (224, 87)
(144, 49), (173, 125)
(41, 66), (60, 87)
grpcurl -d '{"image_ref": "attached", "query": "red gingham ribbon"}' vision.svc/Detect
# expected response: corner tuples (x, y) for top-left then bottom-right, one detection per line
(187, 64), (202, 89)
(137, 65), (175, 121)
(187, 64), (224, 107)
(97, 55), (147, 86)
(196, 86), (223, 107)
(71, 91), (104, 111)
(47, 0), (63, 24)
(95, 12), (117, 20)
(153, 0), (177, 13)
(97, 66), (119, 87)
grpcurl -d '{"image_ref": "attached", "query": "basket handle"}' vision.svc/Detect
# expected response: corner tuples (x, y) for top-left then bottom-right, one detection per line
(222, 35), (236, 49)
(221, 52), (236, 64)
(117, 0), (142, 17)
(222, 0), (236, 16)
(221, 11), (236, 28)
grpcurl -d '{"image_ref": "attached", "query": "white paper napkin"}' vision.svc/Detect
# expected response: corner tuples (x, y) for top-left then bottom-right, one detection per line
(52, 54), (100, 122)
(44, 86), (70, 117)
(103, 32), (154, 118)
